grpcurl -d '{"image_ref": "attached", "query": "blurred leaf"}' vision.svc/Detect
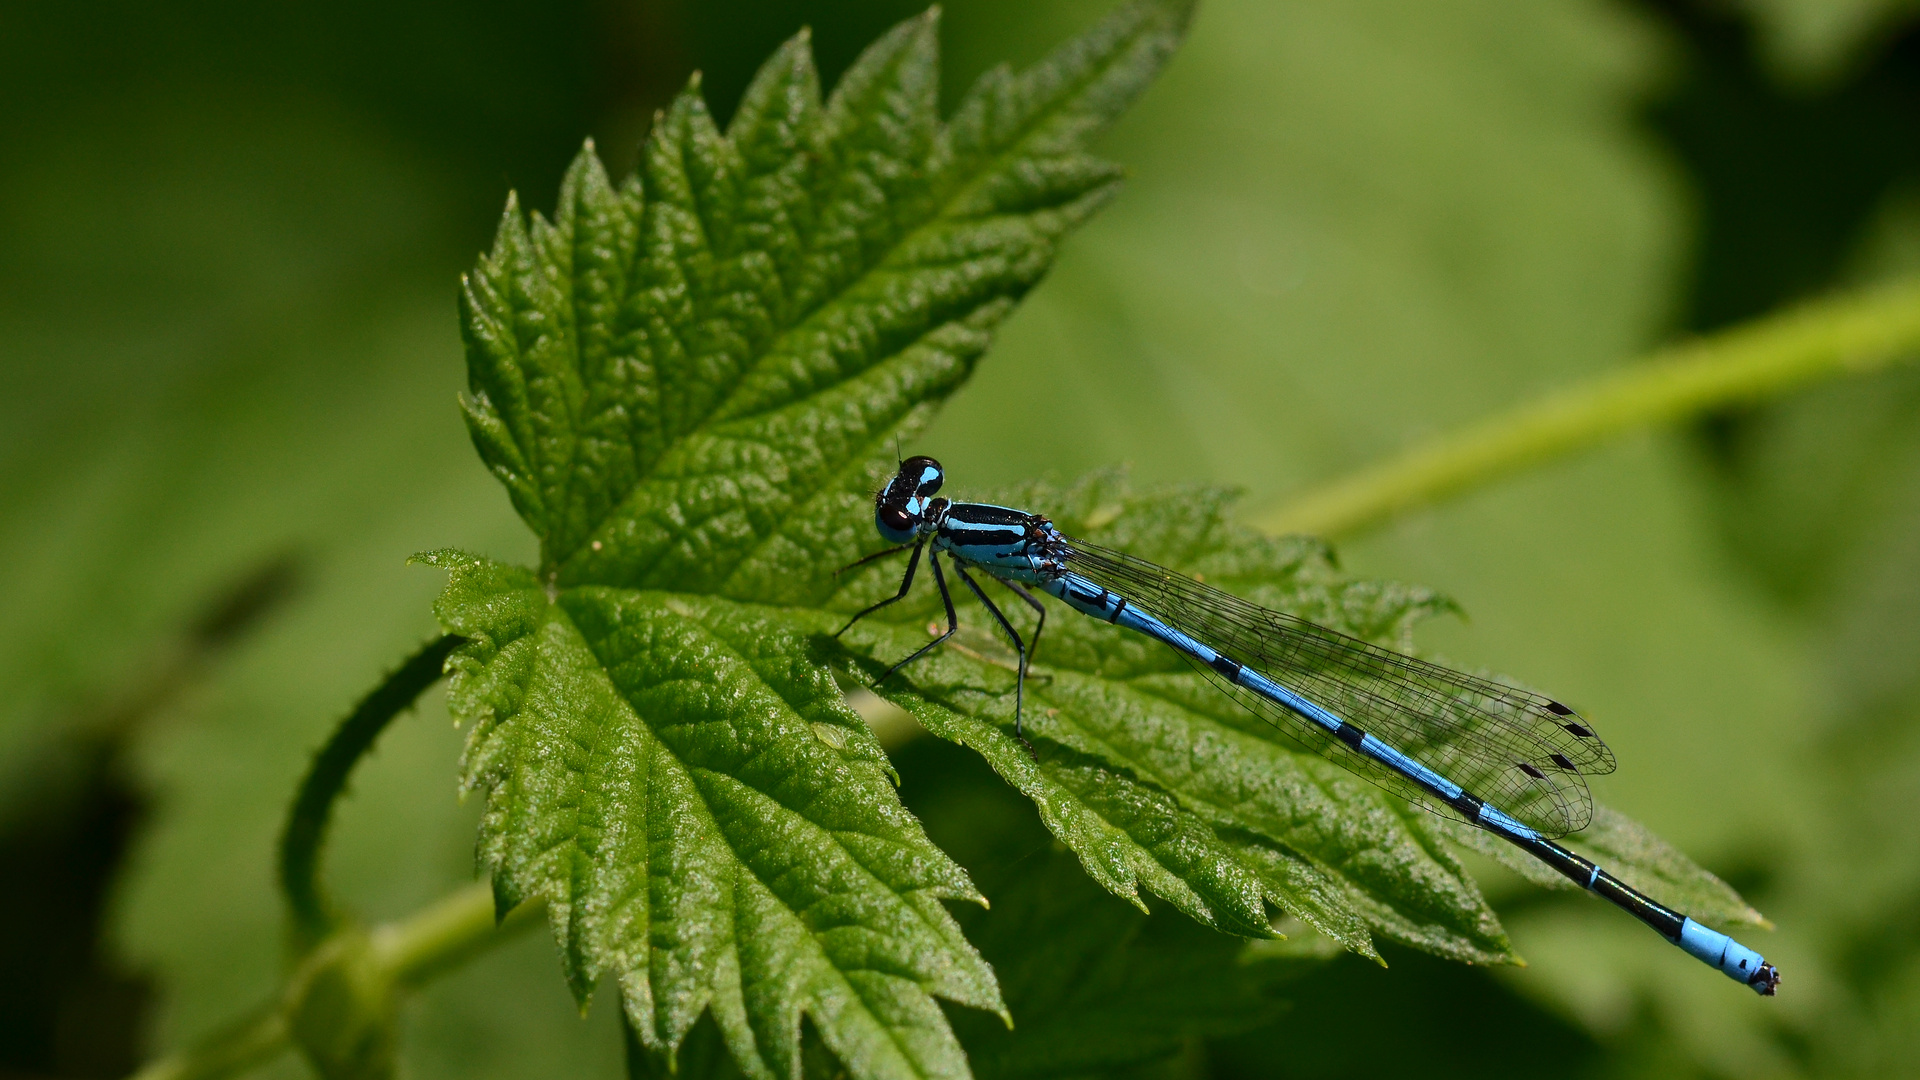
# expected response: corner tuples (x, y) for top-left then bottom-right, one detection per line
(842, 470), (1514, 966)
(1733, 0), (1920, 83)
(434, 5), (1192, 1077)
(1206, 939), (1604, 1080)
(945, 847), (1285, 1080)
(1705, 366), (1920, 612)
(925, 1), (1681, 498)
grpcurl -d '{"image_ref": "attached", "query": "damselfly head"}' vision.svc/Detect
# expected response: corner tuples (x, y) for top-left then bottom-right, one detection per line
(874, 456), (945, 542)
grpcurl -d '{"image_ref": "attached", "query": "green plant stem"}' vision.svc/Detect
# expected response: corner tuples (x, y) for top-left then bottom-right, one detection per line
(376, 881), (547, 986)
(129, 884), (543, 1080)
(128, 1007), (289, 1080)
(278, 633), (465, 945)
(1258, 278), (1920, 539)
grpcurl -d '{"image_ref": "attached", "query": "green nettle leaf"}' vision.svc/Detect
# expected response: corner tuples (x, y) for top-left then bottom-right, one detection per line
(429, 2), (1763, 1077)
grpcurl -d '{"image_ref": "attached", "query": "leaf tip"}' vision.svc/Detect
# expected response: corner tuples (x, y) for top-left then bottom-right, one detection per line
(491, 877), (522, 925)
(408, 548), (479, 571)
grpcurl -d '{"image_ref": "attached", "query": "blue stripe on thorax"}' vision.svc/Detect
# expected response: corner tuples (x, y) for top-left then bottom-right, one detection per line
(934, 502), (1051, 581)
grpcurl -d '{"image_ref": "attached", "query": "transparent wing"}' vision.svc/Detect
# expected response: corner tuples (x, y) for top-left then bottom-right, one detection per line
(1060, 540), (1615, 837)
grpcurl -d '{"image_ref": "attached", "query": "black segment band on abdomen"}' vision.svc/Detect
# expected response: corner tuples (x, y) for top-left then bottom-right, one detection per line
(1514, 839), (1683, 939)
(1590, 868), (1686, 940)
(1514, 837), (1597, 889)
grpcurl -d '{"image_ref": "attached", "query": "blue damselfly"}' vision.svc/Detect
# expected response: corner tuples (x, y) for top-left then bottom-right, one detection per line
(839, 456), (1779, 995)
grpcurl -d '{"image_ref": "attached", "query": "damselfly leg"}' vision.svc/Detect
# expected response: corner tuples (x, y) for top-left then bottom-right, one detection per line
(951, 563), (1039, 753)
(877, 551), (960, 681)
(840, 544), (1045, 754)
(834, 541), (923, 637)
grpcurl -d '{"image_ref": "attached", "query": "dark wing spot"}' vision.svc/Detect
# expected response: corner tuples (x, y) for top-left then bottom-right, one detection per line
(1545, 700), (1574, 716)
(1518, 762), (1547, 780)
(1563, 722), (1594, 738)
(1550, 753), (1577, 771)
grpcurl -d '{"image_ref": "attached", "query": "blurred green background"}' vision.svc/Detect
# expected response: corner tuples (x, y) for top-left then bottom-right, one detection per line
(4, 0), (1920, 1077)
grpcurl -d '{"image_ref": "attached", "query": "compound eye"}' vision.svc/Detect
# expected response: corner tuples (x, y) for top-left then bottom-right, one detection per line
(878, 506), (915, 534)
(901, 455), (944, 495)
